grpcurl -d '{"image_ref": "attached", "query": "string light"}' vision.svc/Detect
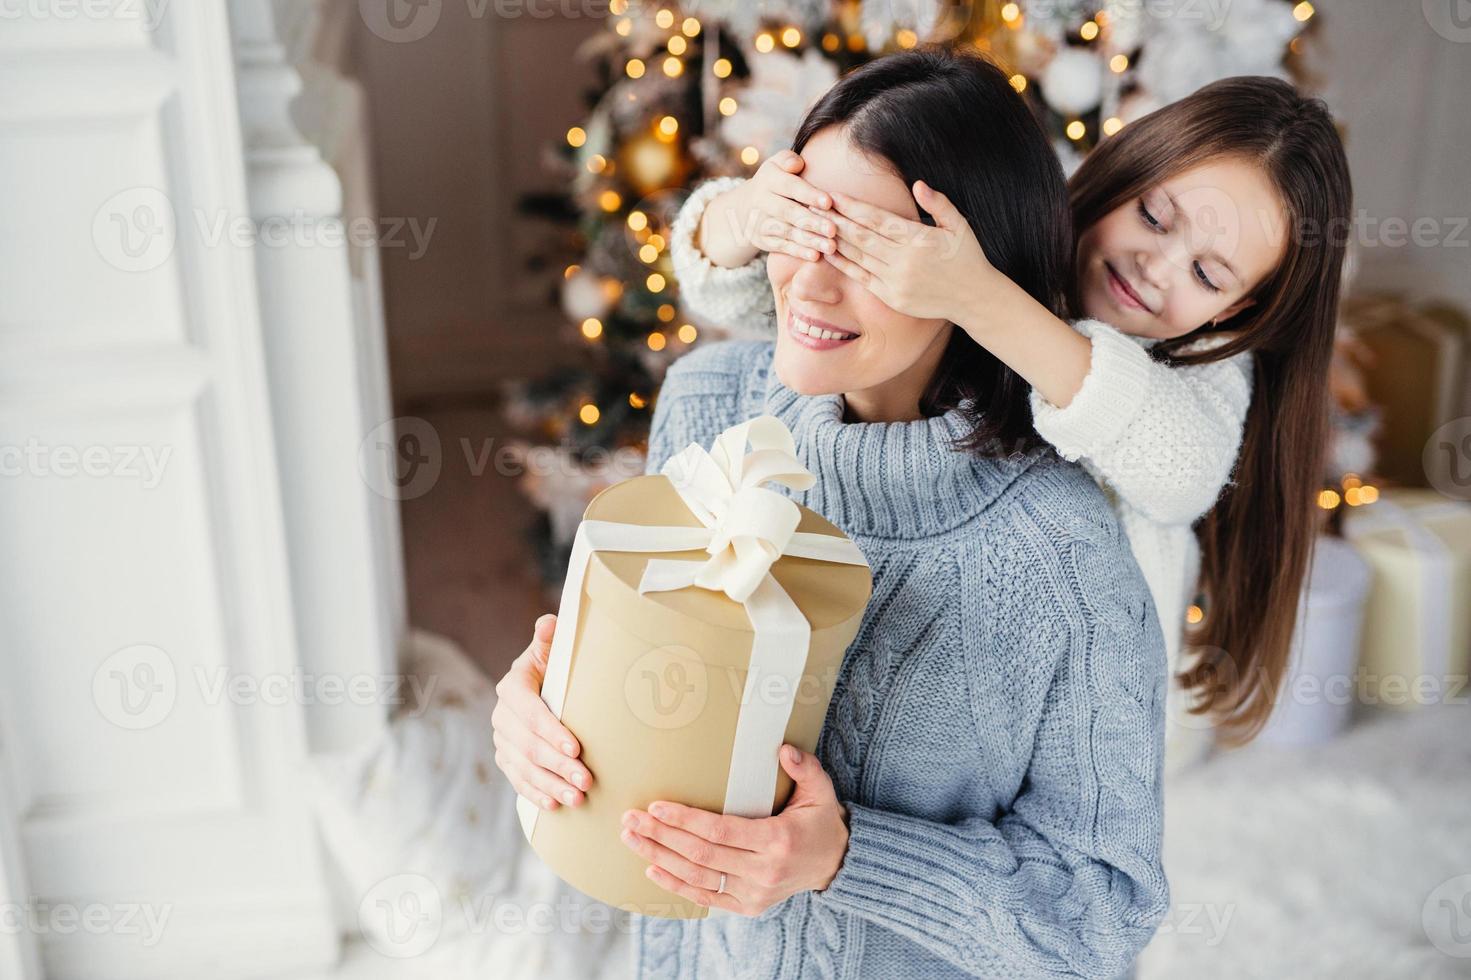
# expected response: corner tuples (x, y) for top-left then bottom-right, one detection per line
(586, 154), (607, 173)
(625, 58), (645, 78)
(1080, 20), (1099, 41)
(1293, 1), (1314, 21)
(781, 26), (801, 47)
(601, 277), (623, 302)
(719, 96), (738, 116)
(598, 189), (622, 211)
(647, 332), (667, 351)
(563, 264), (579, 278)
(822, 32), (840, 52)
(628, 392), (647, 409)
(1009, 73), (1027, 93)
(663, 56), (683, 77)
(654, 8), (674, 29)
(579, 403), (600, 425)
(609, 0), (626, 13)
(1345, 486), (1363, 506)
(656, 303), (676, 322)
(647, 233), (665, 250)
(1110, 54), (1129, 73)
(646, 272), (666, 292)
(580, 317), (603, 339)
(1186, 605), (1204, 625)
(1360, 484), (1379, 503)
(1066, 119), (1086, 140)
(667, 35), (687, 55)
(1317, 489), (1341, 510)
(681, 17), (700, 37)
(639, 243), (659, 263)
(627, 210), (648, 231)
(740, 145), (760, 165)
(1001, 3), (1020, 22)
(713, 57), (732, 78)
(677, 323), (698, 343)
(896, 28), (918, 48)
(846, 33), (864, 52)
(754, 32), (775, 53)
(566, 126), (586, 147)
(1102, 117), (1123, 136)
(614, 17), (631, 36)
(656, 115), (679, 138)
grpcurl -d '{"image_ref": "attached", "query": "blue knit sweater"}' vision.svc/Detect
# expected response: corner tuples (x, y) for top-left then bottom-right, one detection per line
(631, 339), (1169, 979)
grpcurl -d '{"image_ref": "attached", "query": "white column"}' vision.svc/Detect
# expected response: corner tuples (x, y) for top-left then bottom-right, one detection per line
(230, 0), (402, 752)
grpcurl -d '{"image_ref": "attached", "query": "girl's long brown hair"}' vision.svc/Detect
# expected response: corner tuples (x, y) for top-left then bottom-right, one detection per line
(1068, 76), (1352, 744)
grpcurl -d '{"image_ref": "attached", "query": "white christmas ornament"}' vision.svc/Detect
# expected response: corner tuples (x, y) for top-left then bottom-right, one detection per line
(1040, 47), (1103, 116)
(561, 269), (609, 322)
(1133, 0), (1302, 105)
(721, 48), (838, 160)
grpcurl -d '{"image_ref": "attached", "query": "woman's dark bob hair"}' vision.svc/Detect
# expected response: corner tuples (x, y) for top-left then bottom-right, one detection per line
(791, 47), (1072, 456)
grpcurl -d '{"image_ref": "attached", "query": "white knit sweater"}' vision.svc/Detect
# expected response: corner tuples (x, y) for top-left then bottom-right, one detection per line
(669, 177), (1256, 770)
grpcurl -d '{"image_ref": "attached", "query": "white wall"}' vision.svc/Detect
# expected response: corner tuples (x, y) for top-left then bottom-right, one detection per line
(1314, 1), (1471, 312)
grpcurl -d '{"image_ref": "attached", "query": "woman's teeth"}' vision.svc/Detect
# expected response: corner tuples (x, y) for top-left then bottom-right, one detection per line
(794, 318), (855, 341)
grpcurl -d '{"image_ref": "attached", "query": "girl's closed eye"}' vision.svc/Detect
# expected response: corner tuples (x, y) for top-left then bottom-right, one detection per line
(1194, 262), (1222, 293)
(1136, 197), (1164, 232)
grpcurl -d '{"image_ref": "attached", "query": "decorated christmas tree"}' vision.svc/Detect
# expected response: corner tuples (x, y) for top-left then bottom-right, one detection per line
(504, 0), (1322, 586)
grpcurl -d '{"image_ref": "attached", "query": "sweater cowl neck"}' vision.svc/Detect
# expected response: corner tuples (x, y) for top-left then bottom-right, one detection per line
(747, 344), (1039, 540)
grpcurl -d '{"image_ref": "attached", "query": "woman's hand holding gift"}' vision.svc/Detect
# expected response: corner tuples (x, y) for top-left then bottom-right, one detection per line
(491, 613), (594, 811)
(699, 150), (839, 268)
(619, 744), (850, 916)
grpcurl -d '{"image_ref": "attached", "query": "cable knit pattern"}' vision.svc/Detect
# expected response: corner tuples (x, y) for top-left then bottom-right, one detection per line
(630, 339), (1169, 980)
(1029, 319), (1253, 771)
(669, 177), (777, 340)
(671, 182), (1255, 772)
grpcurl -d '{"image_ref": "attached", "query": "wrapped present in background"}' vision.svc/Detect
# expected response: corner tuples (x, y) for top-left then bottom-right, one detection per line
(1342, 488), (1471, 710)
(1259, 536), (1374, 746)
(517, 415), (872, 919)
(1342, 293), (1468, 489)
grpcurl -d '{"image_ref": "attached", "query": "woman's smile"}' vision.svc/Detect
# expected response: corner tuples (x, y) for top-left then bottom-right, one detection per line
(787, 308), (860, 350)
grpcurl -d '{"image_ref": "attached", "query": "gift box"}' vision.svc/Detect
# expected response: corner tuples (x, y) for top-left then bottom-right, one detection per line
(516, 415), (872, 919)
(1343, 293), (1468, 489)
(1258, 536), (1372, 745)
(1342, 488), (1471, 709)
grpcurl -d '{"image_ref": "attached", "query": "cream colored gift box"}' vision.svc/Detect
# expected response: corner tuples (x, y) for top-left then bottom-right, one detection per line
(1343, 488), (1471, 708)
(516, 415), (872, 919)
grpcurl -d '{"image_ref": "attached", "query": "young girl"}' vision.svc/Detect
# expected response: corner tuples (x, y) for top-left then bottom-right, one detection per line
(672, 74), (1352, 752)
(494, 50), (1169, 977)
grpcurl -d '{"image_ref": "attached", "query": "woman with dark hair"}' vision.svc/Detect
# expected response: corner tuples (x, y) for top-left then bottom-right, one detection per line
(676, 71), (1354, 757)
(492, 49), (1168, 978)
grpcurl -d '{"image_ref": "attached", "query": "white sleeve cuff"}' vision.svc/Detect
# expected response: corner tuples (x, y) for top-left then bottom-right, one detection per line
(1029, 319), (1155, 461)
(668, 177), (768, 294)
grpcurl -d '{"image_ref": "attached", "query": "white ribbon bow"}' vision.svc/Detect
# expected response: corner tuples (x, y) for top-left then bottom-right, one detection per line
(653, 414), (818, 603)
(517, 414), (868, 846)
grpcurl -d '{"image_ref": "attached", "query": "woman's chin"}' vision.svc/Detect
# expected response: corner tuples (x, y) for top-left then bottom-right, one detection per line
(773, 349), (847, 397)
